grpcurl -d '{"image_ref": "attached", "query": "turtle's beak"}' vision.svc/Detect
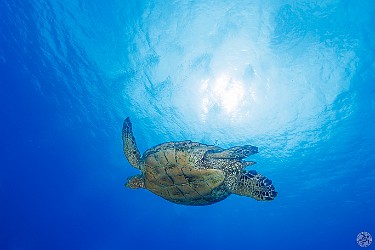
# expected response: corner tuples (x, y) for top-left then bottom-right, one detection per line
(264, 191), (278, 200)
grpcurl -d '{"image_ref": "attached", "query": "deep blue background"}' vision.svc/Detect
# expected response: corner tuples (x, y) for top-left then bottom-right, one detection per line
(1, 1), (375, 250)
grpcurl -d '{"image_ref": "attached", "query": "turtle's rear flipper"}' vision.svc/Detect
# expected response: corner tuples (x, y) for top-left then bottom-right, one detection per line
(231, 171), (277, 201)
(125, 175), (145, 189)
(204, 145), (258, 160)
(122, 117), (142, 169)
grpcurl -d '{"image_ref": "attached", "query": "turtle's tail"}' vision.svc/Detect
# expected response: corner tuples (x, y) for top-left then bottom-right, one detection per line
(122, 117), (142, 169)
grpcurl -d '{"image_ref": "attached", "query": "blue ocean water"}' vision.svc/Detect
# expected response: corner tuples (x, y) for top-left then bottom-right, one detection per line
(1, 0), (375, 249)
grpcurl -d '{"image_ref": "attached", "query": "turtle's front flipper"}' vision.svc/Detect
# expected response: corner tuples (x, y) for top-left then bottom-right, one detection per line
(244, 161), (256, 167)
(231, 170), (277, 201)
(204, 145), (258, 160)
(122, 117), (142, 169)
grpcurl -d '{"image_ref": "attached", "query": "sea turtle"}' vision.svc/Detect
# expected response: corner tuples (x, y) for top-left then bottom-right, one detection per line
(122, 117), (277, 206)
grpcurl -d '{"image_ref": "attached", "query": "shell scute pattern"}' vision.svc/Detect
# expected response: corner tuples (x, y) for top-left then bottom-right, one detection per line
(144, 156), (225, 204)
(177, 183), (195, 195)
(141, 141), (227, 204)
(164, 150), (177, 164)
(165, 167), (185, 184)
(144, 155), (158, 168)
(149, 165), (173, 186)
(152, 150), (169, 166)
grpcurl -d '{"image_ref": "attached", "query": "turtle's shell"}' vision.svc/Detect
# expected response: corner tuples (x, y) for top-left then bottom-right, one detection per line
(141, 141), (230, 205)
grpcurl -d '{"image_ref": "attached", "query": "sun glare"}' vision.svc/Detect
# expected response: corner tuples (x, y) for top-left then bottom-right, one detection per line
(200, 75), (245, 121)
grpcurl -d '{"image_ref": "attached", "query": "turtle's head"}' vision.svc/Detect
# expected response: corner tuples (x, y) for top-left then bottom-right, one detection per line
(232, 170), (277, 201)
